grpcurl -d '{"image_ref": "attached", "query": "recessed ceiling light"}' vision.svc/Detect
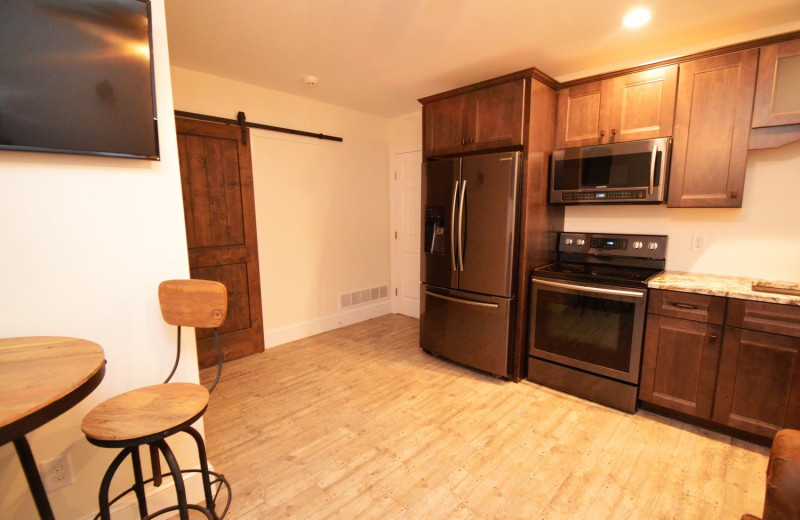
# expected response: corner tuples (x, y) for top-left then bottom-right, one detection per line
(623, 8), (651, 28)
(302, 75), (319, 86)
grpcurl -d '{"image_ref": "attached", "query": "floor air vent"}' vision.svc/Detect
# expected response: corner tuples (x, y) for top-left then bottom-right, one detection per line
(340, 285), (389, 309)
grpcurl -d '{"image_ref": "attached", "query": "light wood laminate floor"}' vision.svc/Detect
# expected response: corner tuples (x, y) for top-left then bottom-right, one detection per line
(200, 314), (768, 519)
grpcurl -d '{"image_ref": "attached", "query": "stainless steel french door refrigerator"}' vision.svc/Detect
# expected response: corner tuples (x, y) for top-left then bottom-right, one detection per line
(420, 151), (520, 377)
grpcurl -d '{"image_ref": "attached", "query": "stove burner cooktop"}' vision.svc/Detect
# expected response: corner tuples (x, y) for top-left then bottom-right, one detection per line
(534, 261), (662, 288)
(533, 232), (668, 288)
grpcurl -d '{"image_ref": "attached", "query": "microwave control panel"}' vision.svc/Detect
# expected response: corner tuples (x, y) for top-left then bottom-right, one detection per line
(560, 189), (647, 202)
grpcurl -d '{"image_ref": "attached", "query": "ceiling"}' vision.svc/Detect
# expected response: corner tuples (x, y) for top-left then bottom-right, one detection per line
(164, 0), (800, 118)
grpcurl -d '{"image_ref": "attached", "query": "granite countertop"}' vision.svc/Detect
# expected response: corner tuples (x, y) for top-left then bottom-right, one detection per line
(648, 271), (800, 306)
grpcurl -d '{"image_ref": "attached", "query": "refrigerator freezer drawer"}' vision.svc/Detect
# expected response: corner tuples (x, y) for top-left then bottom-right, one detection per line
(420, 285), (513, 377)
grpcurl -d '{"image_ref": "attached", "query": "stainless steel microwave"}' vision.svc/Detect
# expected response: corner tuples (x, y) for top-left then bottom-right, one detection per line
(550, 137), (671, 204)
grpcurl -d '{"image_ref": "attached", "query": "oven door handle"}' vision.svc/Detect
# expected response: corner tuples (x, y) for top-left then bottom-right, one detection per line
(533, 278), (645, 298)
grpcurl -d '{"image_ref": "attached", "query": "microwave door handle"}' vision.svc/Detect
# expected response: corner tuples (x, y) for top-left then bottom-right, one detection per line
(450, 181), (459, 271)
(458, 179), (467, 271)
(649, 144), (658, 195)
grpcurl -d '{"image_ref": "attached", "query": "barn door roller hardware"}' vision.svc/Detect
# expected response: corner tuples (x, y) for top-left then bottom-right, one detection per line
(174, 110), (344, 145)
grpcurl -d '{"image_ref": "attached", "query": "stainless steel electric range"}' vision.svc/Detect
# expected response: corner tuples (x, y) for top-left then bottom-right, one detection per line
(527, 232), (667, 413)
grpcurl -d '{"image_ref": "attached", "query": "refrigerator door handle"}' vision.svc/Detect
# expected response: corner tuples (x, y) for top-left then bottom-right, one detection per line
(457, 179), (467, 271)
(424, 290), (499, 309)
(450, 180), (459, 271)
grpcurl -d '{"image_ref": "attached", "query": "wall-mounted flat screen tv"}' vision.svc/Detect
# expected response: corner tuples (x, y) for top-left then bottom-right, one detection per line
(0, 0), (159, 160)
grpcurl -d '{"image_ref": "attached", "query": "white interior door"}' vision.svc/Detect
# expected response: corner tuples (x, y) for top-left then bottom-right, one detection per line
(391, 150), (422, 318)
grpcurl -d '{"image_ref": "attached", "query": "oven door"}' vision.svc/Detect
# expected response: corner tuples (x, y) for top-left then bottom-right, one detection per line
(528, 277), (647, 383)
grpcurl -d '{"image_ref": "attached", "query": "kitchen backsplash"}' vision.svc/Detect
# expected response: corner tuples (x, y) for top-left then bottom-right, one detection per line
(564, 140), (800, 282)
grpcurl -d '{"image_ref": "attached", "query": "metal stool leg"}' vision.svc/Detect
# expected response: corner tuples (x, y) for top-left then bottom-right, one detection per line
(130, 446), (149, 518)
(154, 440), (189, 520)
(98, 448), (134, 520)
(185, 427), (217, 518)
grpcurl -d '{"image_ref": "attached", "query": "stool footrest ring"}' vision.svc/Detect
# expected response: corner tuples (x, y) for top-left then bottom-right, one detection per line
(92, 469), (231, 520)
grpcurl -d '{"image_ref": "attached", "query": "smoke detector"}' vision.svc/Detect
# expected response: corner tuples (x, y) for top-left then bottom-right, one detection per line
(302, 75), (319, 86)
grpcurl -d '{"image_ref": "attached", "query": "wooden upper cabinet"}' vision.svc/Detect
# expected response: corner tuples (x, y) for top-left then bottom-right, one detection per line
(424, 95), (467, 157)
(423, 79), (525, 157)
(668, 49), (759, 208)
(554, 80), (606, 148)
(753, 38), (800, 127)
(608, 66), (677, 143)
(554, 65), (677, 149)
(469, 80), (526, 152)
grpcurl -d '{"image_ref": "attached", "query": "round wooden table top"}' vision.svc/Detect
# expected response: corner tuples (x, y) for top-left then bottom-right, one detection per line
(0, 336), (105, 445)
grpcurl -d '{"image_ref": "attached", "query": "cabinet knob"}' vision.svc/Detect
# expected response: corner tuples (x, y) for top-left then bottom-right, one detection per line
(600, 130), (605, 138)
(709, 334), (718, 343)
(730, 190), (739, 199)
(612, 128), (617, 136)
(461, 138), (466, 145)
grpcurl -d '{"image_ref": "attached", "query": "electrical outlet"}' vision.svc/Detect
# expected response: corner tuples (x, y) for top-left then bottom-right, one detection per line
(691, 233), (706, 252)
(39, 454), (74, 492)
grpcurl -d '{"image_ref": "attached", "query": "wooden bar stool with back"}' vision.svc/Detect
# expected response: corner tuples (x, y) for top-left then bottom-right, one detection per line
(81, 279), (231, 519)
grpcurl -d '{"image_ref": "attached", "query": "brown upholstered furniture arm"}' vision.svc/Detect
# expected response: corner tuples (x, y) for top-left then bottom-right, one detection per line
(742, 429), (800, 520)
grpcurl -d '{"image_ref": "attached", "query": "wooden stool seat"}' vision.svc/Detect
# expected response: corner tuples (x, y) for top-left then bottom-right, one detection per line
(81, 383), (208, 446)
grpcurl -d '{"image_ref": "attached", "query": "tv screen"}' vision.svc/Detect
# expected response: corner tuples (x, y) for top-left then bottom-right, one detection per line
(0, 0), (159, 160)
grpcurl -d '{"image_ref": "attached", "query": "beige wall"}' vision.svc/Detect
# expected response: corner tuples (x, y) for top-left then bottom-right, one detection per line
(0, 2), (205, 518)
(389, 111), (423, 152)
(394, 111), (800, 282)
(565, 141), (800, 281)
(170, 68), (392, 346)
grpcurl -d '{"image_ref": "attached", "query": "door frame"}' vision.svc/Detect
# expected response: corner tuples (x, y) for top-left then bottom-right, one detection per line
(389, 146), (422, 318)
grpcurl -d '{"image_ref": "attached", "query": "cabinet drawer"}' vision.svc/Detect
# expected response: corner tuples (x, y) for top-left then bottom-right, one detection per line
(727, 299), (800, 338)
(648, 289), (726, 324)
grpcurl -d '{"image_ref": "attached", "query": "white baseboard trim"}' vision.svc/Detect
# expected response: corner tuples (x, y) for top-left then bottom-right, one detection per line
(264, 301), (392, 349)
(78, 467), (207, 520)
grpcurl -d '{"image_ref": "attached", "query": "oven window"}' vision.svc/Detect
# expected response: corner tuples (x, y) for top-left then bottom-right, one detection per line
(533, 289), (635, 372)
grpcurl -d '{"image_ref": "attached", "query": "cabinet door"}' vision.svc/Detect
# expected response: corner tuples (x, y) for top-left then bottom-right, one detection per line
(424, 95), (467, 157)
(668, 49), (758, 208)
(607, 65), (677, 143)
(752, 39), (800, 127)
(639, 315), (722, 418)
(467, 79), (525, 152)
(554, 80), (608, 148)
(713, 327), (800, 438)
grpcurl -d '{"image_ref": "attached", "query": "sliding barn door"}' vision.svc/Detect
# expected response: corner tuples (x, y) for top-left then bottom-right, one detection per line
(175, 116), (265, 367)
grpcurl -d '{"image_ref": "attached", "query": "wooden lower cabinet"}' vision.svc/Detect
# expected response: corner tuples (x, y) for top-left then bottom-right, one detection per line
(641, 289), (800, 441)
(640, 314), (722, 418)
(712, 327), (800, 438)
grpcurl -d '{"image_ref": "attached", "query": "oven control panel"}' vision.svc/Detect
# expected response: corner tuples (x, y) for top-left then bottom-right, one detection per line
(560, 232), (667, 260)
